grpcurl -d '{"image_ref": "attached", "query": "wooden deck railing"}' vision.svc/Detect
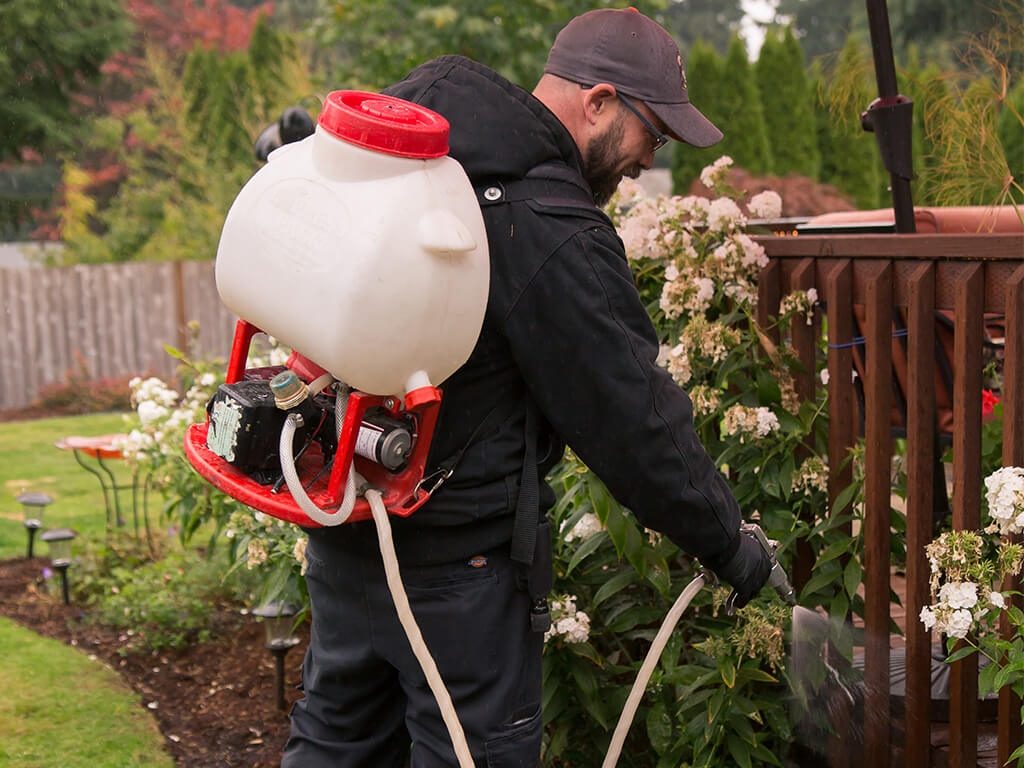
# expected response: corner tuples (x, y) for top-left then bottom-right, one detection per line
(755, 233), (1024, 768)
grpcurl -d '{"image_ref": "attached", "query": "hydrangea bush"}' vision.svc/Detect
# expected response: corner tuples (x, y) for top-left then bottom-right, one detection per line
(919, 467), (1024, 764)
(118, 327), (310, 609)
(541, 158), (859, 767)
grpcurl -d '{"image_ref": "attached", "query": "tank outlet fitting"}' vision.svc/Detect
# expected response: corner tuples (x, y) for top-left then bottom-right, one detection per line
(270, 370), (310, 411)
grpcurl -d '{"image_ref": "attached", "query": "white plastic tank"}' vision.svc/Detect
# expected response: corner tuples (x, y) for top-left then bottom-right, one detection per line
(215, 91), (489, 397)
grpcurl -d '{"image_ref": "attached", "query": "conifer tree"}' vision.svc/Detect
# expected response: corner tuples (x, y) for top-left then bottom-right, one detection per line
(717, 36), (773, 175)
(756, 27), (819, 178)
(671, 41), (725, 191)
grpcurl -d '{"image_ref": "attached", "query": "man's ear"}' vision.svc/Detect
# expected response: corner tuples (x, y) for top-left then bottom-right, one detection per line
(581, 84), (618, 127)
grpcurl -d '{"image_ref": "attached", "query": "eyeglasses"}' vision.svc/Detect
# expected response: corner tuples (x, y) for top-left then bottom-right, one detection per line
(616, 93), (670, 153)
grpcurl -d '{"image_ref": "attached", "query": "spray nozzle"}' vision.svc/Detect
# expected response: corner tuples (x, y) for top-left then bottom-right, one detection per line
(726, 522), (797, 615)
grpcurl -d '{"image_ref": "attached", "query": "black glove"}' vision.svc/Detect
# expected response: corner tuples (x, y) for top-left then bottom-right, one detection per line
(704, 530), (773, 610)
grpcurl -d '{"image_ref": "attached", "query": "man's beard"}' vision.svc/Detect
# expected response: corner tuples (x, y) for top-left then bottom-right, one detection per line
(582, 114), (641, 207)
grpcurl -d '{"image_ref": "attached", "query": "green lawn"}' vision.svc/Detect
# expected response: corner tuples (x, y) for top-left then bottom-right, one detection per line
(0, 616), (174, 768)
(0, 412), (139, 560)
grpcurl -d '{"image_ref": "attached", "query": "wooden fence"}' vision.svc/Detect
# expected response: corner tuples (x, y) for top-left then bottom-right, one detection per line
(0, 261), (236, 410)
(755, 233), (1024, 768)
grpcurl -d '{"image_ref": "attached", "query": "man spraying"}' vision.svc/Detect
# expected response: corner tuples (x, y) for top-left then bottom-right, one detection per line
(282, 9), (773, 767)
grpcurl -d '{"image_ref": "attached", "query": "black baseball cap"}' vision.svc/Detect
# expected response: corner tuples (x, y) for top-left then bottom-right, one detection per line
(544, 7), (723, 148)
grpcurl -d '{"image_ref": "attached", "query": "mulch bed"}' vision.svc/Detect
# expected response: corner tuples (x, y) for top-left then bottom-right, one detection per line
(0, 556), (307, 767)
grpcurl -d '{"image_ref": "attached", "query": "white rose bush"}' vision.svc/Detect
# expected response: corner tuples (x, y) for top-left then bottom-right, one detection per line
(542, 160), (849, 767)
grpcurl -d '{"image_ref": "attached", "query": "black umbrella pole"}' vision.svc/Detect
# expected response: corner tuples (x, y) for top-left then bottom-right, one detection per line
(864, 0), (917, 232)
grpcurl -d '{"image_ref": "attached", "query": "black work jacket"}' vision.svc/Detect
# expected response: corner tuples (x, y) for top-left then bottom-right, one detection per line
(313, 56), (741, 568)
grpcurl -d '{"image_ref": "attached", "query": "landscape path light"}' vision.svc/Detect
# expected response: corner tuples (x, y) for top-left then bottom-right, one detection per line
(16, 492), (52, 559)
(253, 601), (301, 711)
(40, 528), (77, 605)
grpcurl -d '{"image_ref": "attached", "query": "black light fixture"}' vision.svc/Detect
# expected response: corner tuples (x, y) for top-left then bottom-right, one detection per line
(40, 528), (77, 605)
(253, 601), (301, 711)
(17, 492), (52, 559)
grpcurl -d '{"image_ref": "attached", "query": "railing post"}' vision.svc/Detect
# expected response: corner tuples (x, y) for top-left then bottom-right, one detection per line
(949, 263), (984, 768)
(826, 259), (855, 768)
(905, 262), (935, 767)
(998, 264), (1024, 766)
(864, 260), (894, 767)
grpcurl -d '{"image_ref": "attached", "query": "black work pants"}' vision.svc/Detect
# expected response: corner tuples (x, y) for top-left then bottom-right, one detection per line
(282, 534), (543, 767)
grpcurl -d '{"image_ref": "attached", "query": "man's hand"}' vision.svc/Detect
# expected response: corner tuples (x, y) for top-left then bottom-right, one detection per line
(705, 529), (773, 610)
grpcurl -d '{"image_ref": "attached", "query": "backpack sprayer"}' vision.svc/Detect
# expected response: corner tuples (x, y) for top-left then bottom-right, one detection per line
(184, 91), (796, 767)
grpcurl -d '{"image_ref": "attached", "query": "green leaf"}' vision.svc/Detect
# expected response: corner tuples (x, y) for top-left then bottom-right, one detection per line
(843, 558), (862, 599)
(979, 657), (1000, 695)
(589, 481), (611, 526)
(801, 567), (840, 597)
(163, 344), (185, 360)
(993, 663), (1017, 692)
(726, 733), (753, 768)
(831, 481), (858, 516)
(592, 569), (637, 607)
(944, 646), (978, 664)
(565, 532), (606, 576)
(718, 656), (737, 688)
(646, 700), (673, 754)
(813, 538), (852, 569)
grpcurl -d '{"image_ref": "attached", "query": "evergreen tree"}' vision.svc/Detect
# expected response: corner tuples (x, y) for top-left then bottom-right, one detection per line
(808, 62), (835, 185)
(671, 41), (725, 192)
(717, 36), (773, 175)
(0, 0), (130, 160)
(824, 37), (882, 208)
(756, 26), (819, 178)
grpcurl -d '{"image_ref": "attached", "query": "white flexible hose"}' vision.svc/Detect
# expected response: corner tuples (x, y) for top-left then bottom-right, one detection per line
(365, 488), (476, 768)
(279, 413), (356, 526)
(601, 574), (708, 768)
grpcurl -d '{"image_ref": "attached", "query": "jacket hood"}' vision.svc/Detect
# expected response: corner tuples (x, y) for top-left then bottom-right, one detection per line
(382, 56), (585, 182)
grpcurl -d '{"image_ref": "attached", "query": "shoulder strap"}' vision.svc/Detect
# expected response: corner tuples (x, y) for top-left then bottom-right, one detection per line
(474, 161), (612, 227)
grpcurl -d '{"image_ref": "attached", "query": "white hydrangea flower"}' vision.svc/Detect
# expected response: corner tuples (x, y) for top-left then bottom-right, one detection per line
(984, 467), (1024, 535)
(747, 190), (783, 219)
(919, 606), (937, 631)
(293, 536), (309, 575)
(939, 581), (978, 610)
(563, 513), (602, 543)
(545, 594), (591, 644)
(137, 400), (170, 426)
(667, 344), (691, 386)
(721, 405), (780, 443)
(989, 591), (1006, 609)
(676, 195), (711, 225)
(707, 197), (746, 233)
(944, 608), (974, 639)
(699, 156), (733, 190)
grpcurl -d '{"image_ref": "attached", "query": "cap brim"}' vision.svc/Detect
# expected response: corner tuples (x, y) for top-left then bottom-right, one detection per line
(648, 101), (723, 148)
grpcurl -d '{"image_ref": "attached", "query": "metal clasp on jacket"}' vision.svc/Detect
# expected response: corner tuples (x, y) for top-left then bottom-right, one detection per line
(414, 466), (454, 498)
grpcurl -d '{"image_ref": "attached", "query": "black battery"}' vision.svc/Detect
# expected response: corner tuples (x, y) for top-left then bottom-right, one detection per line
(206, 380), (290, 479)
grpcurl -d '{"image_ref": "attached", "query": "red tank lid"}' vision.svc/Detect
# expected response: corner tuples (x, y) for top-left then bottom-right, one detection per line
(317, 90), (450, 159)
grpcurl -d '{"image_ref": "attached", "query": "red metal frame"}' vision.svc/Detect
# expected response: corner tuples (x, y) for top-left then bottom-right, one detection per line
(183, 319), (442, 526)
